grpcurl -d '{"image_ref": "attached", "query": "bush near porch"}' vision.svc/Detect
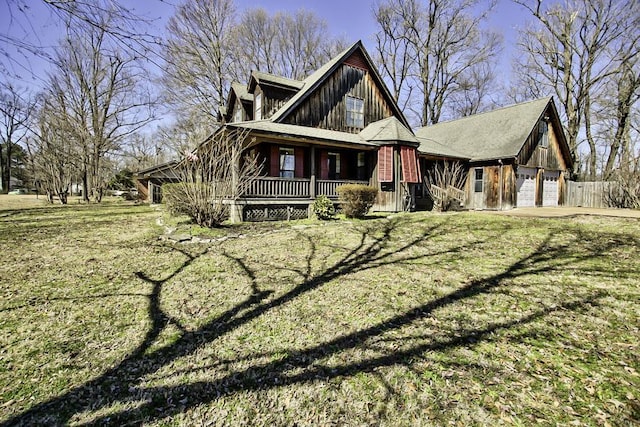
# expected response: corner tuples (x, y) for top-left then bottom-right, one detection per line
(336, 183), (378, 218)
(1, 201), (639, 425)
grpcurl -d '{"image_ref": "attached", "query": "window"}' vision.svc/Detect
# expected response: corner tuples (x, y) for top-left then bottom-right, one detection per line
(279, 147), (295, 178)
(234, 104), (243, 122)
(346, 96), (364, 128)
(474, 168), (483, 193)
(255, 93), (262, 120)
(538, 121), (548, 148)
(328, 152), (341, 180)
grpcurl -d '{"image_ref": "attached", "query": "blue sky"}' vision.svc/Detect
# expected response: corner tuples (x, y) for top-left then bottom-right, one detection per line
(1, 0), (532, 88)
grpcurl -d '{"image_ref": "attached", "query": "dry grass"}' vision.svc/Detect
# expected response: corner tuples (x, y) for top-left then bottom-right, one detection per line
(1, 200), (639, 426)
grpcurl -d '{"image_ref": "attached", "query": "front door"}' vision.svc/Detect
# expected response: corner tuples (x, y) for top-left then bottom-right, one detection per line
(472, 168), (484, 209)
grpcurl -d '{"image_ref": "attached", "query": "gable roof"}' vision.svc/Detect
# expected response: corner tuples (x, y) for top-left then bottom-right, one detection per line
(269, 41), (411, 129)
(222, 81), (254, 121)
(248, 71), (304, 92)
(415, 97), (567, 163)
(135, 160), (179, 179)
(231, 81), (253, 102)
(359, 116), (419, 146)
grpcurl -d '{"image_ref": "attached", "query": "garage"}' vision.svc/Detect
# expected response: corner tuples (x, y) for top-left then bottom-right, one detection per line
(542, 170), (560, 206)
(516, 167), (536, 207)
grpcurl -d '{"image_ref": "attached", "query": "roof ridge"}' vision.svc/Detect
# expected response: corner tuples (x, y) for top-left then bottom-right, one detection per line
(252, 70), (303, 82)
(418, 96), (552, 129)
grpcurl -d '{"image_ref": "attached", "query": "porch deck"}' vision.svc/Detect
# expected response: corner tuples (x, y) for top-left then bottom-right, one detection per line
(234, 177), (369, 222)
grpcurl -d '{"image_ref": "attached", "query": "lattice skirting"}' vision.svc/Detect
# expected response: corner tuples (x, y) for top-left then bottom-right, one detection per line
(243, 205), (310, 222)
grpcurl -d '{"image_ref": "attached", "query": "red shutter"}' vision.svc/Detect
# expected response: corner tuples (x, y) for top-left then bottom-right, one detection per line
(270, 145), (280, 177)
(378, 145), (393, 182)
(320, 150), (329, 180)
(294, 148), (304, 178)
(400, 146), (420, 183)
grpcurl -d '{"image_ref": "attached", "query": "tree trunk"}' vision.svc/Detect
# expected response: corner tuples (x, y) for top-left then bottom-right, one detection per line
(1, 142), (11, 193)
(0, 144), (5, 193)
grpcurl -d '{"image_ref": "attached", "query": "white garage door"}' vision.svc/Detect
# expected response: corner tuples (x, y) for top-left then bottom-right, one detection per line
(517, 167), (536, 207)
(543, 170), (560, 207)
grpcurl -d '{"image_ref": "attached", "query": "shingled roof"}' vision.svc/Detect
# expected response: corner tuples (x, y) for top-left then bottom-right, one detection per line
(359, 116), (419, 146)
(415, 97), (554, 162)
(248, 71), (304, 92)
(231, 81), (253, 102)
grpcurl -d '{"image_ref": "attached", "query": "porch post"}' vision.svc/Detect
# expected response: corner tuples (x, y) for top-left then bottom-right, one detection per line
(229, 201), (243, 223)
(310, 146), (316, 199)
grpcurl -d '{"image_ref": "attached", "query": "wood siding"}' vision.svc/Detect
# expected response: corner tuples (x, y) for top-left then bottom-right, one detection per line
(282, 64), (394, 133)
(371, 147), (405, 212)
(260, 85), (298, 120)
(517, 118), (567, 171)
(464, 164), (516, 210)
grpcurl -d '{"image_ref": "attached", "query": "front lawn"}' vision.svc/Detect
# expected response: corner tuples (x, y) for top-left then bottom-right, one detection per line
(1, 203), (638, 425)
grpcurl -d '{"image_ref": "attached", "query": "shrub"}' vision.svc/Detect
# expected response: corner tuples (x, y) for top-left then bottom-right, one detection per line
(336, 184), (378, 218)
(163, 182), (229, 227)
(313, 195), (336, 220)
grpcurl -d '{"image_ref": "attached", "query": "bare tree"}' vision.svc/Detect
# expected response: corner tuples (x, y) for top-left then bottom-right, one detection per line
(373, 0), (502, 126)
(45, 10), (153, 202)
(1, 0), (160, 81)
(513, 0), (639, 178)
(0, 85), (34, 192)
(26, 93), (81, 204)
(425, 160), (467, 211)
(373, 0), (417, 111)
(120, 133), (168, 172)
(272, 10), (342, 80)
(600, 55), (640, 179)
(163, 127), (262, 227)
(231, 8), (347, 82)
(163, 0), (236, 121)
(231, 8), (278, 79)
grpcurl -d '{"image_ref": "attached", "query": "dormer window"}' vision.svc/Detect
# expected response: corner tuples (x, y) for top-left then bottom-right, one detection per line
(346, 96), (364, 128)
(234, 104), (243, 123)
(255, 93), (262, 120)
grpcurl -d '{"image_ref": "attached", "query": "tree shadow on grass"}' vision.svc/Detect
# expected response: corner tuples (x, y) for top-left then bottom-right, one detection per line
(1, 216), (628, 425)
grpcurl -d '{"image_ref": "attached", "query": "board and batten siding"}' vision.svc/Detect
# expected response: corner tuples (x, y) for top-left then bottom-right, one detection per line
(260, 85), (298, 120)
(517, 119), (567, 171)
(371, 147), (404, 212)
(282, 61), (394, 133)
(464, 164), (516, 210)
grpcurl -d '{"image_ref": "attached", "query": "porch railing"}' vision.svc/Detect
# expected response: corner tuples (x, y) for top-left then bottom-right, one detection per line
(245, 177), (311, 198)
(243, 177), (369, 199)
(316, 179), (369, 198)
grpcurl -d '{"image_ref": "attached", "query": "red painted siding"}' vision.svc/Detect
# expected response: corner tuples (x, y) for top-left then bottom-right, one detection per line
(344, 50), (369, 71)
(270, 145), (279, 177)
(294, 148), (304, 178)
(320, 150), (329, 179)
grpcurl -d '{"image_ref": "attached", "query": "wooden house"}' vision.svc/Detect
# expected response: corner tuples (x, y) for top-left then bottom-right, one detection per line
(135, 161), (179, 204)
(415, 97), (573, 210)
(138, 42), (572, 219)
(204, 40), (422, 222)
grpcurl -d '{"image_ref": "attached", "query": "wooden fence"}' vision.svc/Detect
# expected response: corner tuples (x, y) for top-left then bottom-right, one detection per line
(565, 181), (614, 208)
